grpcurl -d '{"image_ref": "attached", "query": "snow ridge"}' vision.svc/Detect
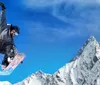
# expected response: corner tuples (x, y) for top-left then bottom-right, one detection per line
(1, 36), (100, 85)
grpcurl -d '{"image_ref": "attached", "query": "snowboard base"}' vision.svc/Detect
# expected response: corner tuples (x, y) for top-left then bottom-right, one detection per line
(0, 53), (25, 75)
(5, 53), (25, 70)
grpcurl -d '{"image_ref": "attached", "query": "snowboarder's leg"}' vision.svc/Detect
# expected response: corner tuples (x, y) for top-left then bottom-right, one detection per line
(1, 44), (16, 69)
(1, 54), (9, 69)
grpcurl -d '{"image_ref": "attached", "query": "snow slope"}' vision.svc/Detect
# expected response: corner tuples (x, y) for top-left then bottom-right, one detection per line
(1, 36), (100, 85)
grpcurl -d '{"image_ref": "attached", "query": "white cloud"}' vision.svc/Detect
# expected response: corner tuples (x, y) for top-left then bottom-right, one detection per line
(22, 0), (100, 8)
(52, 1), (100, 37)
(66, 0), (100, 5)
(25, 21), (86, 43)
(21, 0), (100, 42)
(21, 0), (63, 8)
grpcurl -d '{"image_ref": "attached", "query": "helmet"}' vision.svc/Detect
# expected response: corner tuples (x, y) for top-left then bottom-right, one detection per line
(11, 25), (20, 35)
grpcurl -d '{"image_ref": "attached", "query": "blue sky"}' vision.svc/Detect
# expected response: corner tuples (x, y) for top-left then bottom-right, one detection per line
(0, 0), (100, 84)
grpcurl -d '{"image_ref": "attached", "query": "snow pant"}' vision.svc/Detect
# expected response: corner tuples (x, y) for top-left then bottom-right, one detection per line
(0, 43), (16, 67)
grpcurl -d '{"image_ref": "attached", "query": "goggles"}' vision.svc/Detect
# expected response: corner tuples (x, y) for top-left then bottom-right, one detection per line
(14, 31), (19, 36)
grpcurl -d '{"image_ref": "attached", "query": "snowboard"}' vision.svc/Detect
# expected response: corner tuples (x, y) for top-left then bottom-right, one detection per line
(3, 53), (25, 71)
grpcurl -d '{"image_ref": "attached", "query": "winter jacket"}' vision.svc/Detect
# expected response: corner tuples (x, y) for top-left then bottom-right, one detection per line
(0, 9), (14, 45)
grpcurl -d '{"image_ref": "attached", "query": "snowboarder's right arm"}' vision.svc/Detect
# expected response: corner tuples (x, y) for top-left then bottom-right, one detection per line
(0, 2), (6, 10)
(0, 2), (7, 33)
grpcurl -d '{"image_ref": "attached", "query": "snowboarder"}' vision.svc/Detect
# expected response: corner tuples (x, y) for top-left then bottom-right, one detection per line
(0, 2), (20, 70)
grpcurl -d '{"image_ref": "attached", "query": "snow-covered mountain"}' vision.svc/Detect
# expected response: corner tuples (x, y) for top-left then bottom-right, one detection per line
(1, 36), (100, 85)
(0, 81), (11, 85)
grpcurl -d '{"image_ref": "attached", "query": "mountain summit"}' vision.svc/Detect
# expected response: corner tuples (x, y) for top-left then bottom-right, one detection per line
(1, 36), (100, 85)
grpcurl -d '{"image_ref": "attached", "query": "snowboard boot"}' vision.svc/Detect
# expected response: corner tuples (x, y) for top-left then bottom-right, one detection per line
(7, 57), (14, 63)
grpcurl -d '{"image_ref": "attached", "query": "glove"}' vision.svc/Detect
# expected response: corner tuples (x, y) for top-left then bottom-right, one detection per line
(0, 2), (6, 10)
